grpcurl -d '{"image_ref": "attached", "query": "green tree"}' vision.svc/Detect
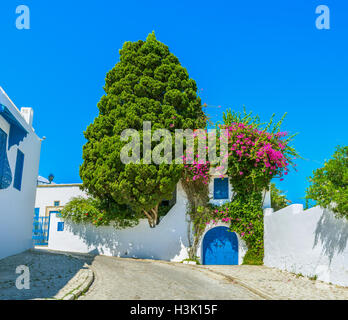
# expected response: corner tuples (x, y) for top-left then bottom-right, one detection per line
(306, 146), (348, 218)
(270, 183), (291, 211)
(79, 32), (206, 227)
(60, 196), (138, 229)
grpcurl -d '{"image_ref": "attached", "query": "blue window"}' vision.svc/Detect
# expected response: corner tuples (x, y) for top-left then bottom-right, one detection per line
(57, 222), (64, 232)
(54, 201), (60, 207)
(0, 128), (12, 189)
(13, 149), (24, 191)
(213, 178), (229, 200)
(34, 208), (40, 218)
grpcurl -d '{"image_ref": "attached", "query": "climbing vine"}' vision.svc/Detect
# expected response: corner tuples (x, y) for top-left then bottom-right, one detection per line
(182, 109), (299, 264)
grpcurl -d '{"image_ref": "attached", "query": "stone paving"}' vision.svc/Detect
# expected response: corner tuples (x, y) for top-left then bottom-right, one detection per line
(79, 256), (262, 300)
(2, 250), (348, 300)
(200, 265), (348, 300)
(0, 249), (93, 300)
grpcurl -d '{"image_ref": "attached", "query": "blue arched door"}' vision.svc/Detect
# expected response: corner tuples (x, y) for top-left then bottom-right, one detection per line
(203, 227), (238, 265)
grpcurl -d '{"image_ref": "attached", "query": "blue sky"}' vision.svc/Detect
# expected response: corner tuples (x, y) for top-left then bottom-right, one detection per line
(0, 0), (347, 204)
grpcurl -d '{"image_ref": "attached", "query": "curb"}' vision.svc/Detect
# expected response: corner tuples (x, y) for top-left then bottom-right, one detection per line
(32, 250), (95, 300)
(201, 267), (275, 300)
(61, 268), (94, 300)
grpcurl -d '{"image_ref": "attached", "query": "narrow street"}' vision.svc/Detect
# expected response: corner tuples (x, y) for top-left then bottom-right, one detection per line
(79, 256), (262, 300)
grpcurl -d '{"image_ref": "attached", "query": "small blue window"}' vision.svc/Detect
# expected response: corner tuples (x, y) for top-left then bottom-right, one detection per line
(57, 222), (64, 232)
(214, 178), (229, 200)
(14, 149), (24, 191)
(34, 208), (40, 218)
(54, 201), (60, 207)
(0, 128), (12, 190)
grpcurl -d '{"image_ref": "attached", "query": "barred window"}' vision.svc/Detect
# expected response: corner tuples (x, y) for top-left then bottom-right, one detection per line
(0, 128), (12, 190)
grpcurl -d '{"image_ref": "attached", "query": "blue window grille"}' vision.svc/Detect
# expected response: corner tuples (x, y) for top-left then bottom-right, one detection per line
(13, 149), (24, 191)
(57, 222), (64, 232)
(0, 128), (12, 189)
(213, 178), (229, 200)
(32, 215), (50, 246)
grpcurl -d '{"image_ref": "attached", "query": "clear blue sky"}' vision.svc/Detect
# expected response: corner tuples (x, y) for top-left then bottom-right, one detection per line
(0, 0), (347, 204)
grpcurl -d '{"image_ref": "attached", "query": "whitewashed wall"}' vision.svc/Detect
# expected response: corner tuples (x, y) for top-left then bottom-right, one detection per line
(264, 204), (348, 286)
(35, 184), (86, 217)
(47, 182), (191, 261)
(43, 181), (250, 263)
(0, 88), (41, 260)
(38, 177), (264, 263)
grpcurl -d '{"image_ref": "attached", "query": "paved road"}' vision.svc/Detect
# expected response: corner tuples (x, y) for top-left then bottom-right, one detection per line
(79, 256), (262, 300)
(0, 250), (92, 300)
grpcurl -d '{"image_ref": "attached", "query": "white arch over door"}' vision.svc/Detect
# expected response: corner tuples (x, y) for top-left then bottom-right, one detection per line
(196, 221), (248, 265)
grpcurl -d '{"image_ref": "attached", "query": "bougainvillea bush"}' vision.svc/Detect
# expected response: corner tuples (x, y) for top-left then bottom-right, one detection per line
(221, 109), (299, 195)
(182, 109), (299, 264)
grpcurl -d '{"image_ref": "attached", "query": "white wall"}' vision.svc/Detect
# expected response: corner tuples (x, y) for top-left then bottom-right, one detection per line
(35, 184), (86, 217)
(47, 182), (191, 261)
(37, 178), (252, 263)
(0, 88), (41, 260)
(264, 204), (348, 286)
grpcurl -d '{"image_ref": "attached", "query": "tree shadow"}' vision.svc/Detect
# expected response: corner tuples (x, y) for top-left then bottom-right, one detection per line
(65, 218), (189, 261)
(0, 249), (94, 300)
(313, 209), (348, 264)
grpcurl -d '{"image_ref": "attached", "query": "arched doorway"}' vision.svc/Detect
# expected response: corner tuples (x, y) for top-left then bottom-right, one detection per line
(202, 226), (238, 265)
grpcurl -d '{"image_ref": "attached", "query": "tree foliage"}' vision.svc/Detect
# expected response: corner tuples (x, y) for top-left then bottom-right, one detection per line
(60, 196), (139, 229)
(306, 146), (348, 218)
(270, 183), (291, 211)
(79, 32), (206, 227)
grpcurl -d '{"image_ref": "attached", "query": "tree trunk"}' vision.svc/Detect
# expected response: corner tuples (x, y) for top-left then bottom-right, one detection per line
(144, 204), (159, 228)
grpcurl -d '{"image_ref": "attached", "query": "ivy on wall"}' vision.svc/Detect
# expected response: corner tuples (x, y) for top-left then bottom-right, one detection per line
(182, 109), (299, 265)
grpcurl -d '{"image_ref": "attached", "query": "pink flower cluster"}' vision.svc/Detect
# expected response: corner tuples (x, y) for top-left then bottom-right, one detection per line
(222, 123), (290, 180)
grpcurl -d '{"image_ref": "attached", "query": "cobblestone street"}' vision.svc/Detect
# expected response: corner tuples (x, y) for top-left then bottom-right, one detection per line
(0, 250), (93, 300)
(1, 250), (348, 300)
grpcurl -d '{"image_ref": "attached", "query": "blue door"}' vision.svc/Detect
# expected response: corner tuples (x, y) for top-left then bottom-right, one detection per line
(203, 227), (238, 265)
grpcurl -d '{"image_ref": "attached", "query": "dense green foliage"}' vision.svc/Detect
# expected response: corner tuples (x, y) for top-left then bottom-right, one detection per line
(306, 146), (348, 218)
(60, 196), (139, 229)
(211, 193), (264, 264)
(79, 32), (205, 227)
(184, 109), (299, 264)
(270, 183), (291, 211)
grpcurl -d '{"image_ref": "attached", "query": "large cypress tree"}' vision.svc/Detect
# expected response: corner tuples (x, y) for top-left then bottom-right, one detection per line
(80, 32), (206, 227)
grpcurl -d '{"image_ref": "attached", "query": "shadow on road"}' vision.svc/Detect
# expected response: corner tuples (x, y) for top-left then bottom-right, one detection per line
(0, 249), (95, 300)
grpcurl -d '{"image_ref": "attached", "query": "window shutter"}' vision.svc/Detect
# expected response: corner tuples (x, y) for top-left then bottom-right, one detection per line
(213, 178), (229, 200)
(0, 128), (12, 189)
(14, 150), (25, 191)
(57, 222), (64, 232)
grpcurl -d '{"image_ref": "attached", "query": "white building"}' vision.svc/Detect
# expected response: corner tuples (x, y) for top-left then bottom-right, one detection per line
(264, 205), (348, 287)
(35, 176), (271, 265)
(0, 87), (41, 259)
